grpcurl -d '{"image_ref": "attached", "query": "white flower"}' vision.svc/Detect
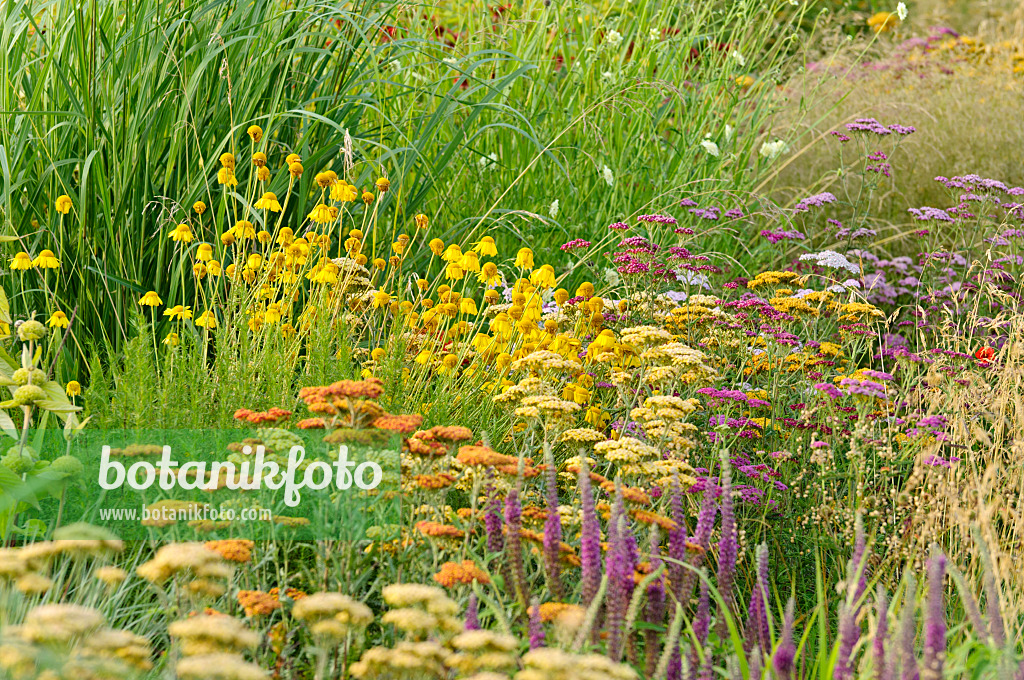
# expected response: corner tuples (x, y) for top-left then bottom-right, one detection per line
(602, 267), (621, 287)
(724, 124), (734, 143)
(442, 57), (458, 66)
(549, 199), (560, 218)
(478, 152), (499, 169)
(700, 139), (720, 157)
(759, 139), (788, 161)
(798, 250), (861, 274)
(896, 2), (908, 21)
(602, 165), (614, 187)
(605, 30), (623, 48)
(649, 28), (660, 41)
(730, 50), (746, 67)
(601, 70), (616, 83)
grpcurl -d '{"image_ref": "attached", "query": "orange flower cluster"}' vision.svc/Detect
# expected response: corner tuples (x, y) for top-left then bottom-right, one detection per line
(631, 508), (677, 532)
(237, 590), (282, 617)
(415, 520), (465, 539)
(528, 602), (582, 623)
(298, 378), (384, 403)
(297, 418), (326, 429)
(373, 414), (424, 434)
(406, 436), (448, 456)
(205, 539), (255, 563)
(432, 560), (490, 587)
(414, 473), (456, 489)
(236, 586), (308, 617)
(455, 445), (516, 467)
(233, 407), (292, 424)
(599, 482), (651, 506)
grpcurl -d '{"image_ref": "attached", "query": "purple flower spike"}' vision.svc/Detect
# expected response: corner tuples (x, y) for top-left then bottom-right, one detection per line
(645, 530), (667, 677)
(605, 486), (637, 661)
(835, 603), (858, 680)
(485, 479), (504, 553)
(922, 549), (947, 679)
(875, 586), (891, 680)
(579, 458), (602, 607)
(503, 486), (529, 607)
(716, 453), (738, 617)
(899, 573), (919, 680)
(773, 599), (796, 680)
(542, 448), (564, 598)
(464, 594), (480, 631)
(667, 476), (689, 605)
(745, 543), (771, 653)
(528, 597), (546, 649)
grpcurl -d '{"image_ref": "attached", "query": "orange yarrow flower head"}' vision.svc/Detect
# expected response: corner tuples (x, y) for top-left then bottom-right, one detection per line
(433, 560), (490, 588)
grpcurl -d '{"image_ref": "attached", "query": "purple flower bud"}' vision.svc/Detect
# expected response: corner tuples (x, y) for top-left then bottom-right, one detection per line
(543, 449), (564, 598)
(529, 598), (545, 649)
(835, 603), (859, 680)
(668, 476), (689, 605)
(716, 455), (738, 627)
(465, 594), (480, 631)
(579, 458), (602, 607)
(874, 586), (890, 680)
(645, 531), (667, 677)
(922, 550), (946, 680)
(899, 573), (919, 680)
(504, 486), (529, 607)
(605, 486), (637, 661)
(773, 599), (796, 680)
(485, 479), (504, 554)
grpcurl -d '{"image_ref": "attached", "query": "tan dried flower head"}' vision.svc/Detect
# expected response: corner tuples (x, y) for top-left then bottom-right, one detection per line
(176, 652), (269, 680)
(292, 592), (373, 641)
(350, 640), (449, 679)
(16, 604), (105, 644)
(18, 538), (124, 568)
(136, 542), (229, 585)
(168, 614), (260, 656)
(81, 628), (153, 670)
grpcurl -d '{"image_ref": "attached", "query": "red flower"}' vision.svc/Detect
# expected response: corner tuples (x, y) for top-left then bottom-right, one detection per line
(975, 346), (995, 364)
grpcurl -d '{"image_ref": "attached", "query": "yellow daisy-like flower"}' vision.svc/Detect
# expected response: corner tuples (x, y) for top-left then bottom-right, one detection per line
(288, 162), (304, 178)
(330, 180), (358, 202)
(442, 244), (462, 262)
(514, 247), (534, 270)
(361, 191), (374, 204)
(138, 291), (163, 307)
(217, 167), (238, 187)
(285, 153), (301, 166)
(307, 204), (333, 224)
(247, 125), (263, 142)
(196, 243), (214, 262)
(219, 152), (236, 169)
(163, 332), (180, 346)
(163, 305), (193, 321)
(195, 311), (218, 329)
(251, 151), (267, 167)
(33, 250), (61, 269)
(47, 311), (70, 328)
(530, 264), (556, 289)
(208, 261), (222, 276)
(254, 192), (281, 212)
(232, 220), (256, 240)
(315, 170), (338, 188)
(10, 252), (33, 270)
(55, 195), (73, 214)
(867, 11), (899, 32)
(472, 236), (497, 257)
(193, 201), (207, 215)
(414, 214), (428, 230)
(168, 223), (194, 243)
(445, 262), (464, 281)
(65, 380), (82, 397)
(375, 177), (390, 193)
(478, 261), (501, 286)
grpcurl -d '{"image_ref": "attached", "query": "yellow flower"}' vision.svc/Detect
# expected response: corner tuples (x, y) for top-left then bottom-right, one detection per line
(232, 221), (256, 240)
(196, 243), (214, 262)
(472, 236), (497, 257)
(10, 252), (33, 270)
(330, 180), (358, 202)
(193, 263), (207, 279)
(289, 162), (304, 178)
(55, 195), (72, 214)
(169, 223), (194, 243)
(391, 240), (405, 255)
(445, 262), (464, 281)
(478, 261), (501, 286)
(257, 230), (272, 244)
(163, 332), (180, 346)
(515, 247), (534, 270)
(247, 125), (263, 142)
(415, 214), (428, 230)
(530, 264), (556, 289)
(373, 258), (386, 270)
(460, 298), (478, 315)
(429, 239), (445, 257)
(33, 250), (61, 269)
(138, 291), (163, 307)
(372, 291), (391, 309)
(47, 311), (70, 328)
(164, 305), (193, 321)
(277, 227), (295, 246)
(867, 11), (899, 32)
(257, 166), (270, 181)
(375, 177), (390, 192)
(65, 380), (82, 397)
(219, 152), (236, 169)
(443, 244), (462, 262)
(285, 153), (301, 166)
(247, 254), (263, 270)
(361, 191), (374, 204)
(193, 201), (207, 215)
(254, 192), (281, 212)
(315, 170), (338, 189)
(217, 167), (238, 186)
(195, 311), (218, 329)
(252, 151), (267, 167)
(265, 303), (283, 324)
(220, 231), (235, 246)
(459, 251), (480, 273)
(208, 260), (222, 276)
(307, 204), (333, 224)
